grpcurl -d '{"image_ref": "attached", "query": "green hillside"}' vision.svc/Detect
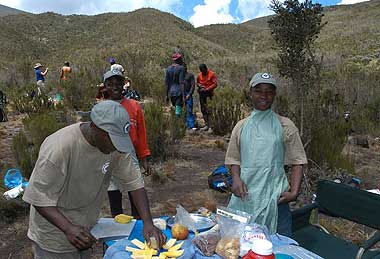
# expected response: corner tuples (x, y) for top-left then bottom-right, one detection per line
(0, 1), (379, 90)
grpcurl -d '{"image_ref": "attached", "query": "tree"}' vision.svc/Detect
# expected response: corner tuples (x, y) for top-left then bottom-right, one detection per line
(268, 0), (326, 137)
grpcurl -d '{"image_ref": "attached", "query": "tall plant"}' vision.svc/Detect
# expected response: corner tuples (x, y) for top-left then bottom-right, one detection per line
(268, 0), (326, 137)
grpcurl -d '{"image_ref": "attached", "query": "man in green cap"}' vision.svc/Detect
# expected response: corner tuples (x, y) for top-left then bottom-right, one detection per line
(225, 72), (307, 237)
(23, 100), (166, 258)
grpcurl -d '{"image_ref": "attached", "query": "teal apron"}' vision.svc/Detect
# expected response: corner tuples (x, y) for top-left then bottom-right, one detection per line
(227, 109), (289, 233)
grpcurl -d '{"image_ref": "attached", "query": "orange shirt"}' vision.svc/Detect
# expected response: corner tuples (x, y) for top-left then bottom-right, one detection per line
(60, 66), (71, 80)
(196, 69), (218, 92)
(120, 98), (151, 159)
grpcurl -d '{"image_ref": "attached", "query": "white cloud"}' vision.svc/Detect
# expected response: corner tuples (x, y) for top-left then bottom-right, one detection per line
(237, 0), (273, 22)
(338, 0), (370, 5)
(0, 0), (181, 15)
(189, 0), (236, 27)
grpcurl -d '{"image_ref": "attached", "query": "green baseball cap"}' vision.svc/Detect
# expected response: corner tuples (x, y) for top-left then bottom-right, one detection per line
(90, 100), (133, 153)
(249, 72), (277, 88)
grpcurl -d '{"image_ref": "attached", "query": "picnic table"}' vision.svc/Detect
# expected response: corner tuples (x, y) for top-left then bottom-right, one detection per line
(103, 219), (324, 259)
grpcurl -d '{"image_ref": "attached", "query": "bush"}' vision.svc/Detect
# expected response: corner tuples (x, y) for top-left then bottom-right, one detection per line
(144, 102), (169, 161)
(208, 86), (245, 136)
(144, 102), (186, 161)
(307, 120), (355, 173)
(12, 112), (69, 178)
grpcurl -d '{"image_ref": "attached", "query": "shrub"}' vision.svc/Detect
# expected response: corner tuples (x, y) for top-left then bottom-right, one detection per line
(144, 102), (186, 161)
(208, 86), (245, 136)
(12, 112), (69, 178)
(144, 102), (168, 161)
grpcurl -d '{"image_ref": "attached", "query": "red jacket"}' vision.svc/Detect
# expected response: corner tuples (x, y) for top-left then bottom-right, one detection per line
(196, 69), (218, 92)
(120, 98), (151, 159)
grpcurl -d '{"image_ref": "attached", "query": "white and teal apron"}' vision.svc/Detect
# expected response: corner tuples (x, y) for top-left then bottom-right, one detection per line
(227, 109), (289, 234)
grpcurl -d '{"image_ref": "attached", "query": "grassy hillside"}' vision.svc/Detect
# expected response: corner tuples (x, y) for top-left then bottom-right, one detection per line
(0, 1), (379, 92)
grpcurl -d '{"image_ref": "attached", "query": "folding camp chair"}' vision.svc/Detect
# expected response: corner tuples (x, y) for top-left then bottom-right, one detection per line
(292, 179), (380, 259)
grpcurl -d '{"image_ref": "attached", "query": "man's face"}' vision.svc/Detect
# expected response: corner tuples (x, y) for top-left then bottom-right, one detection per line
(105, 76), (124, 100)
(250, 83), (276, 111)
(200, 67), (208, 76)
(92, 124), (117, 154)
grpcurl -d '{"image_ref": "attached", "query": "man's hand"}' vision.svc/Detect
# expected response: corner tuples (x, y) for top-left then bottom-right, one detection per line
(143, 222), (166, 248)
(64, 223), (97, 250)
(231, 177), (248, 201)
(185, 94), (190, 100)
(278, 191), (298, 205)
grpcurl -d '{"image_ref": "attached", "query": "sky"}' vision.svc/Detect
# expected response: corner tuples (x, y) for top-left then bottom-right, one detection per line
(0, 0), (370, 27)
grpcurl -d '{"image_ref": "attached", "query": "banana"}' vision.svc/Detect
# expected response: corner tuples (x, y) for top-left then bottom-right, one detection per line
(131, 239), (146, 249)
(114, 214), (133, 224)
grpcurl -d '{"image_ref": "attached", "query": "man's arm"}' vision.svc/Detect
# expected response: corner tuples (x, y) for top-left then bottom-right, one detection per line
(204, 73), (217, 91)
(129, 188), (166, 247)
(278, 165), (303, 204)
(230, 165), (248, 200)
(41, 68), (49, 76)
(165, 70), (170, 102)
(34, 206), (97, 250)
(189, 74), (195, 96)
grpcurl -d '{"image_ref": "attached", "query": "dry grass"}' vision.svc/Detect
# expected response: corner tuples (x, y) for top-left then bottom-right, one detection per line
(320, 216), (379, 247)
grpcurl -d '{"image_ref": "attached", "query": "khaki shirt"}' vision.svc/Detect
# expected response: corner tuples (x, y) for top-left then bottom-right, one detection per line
(23, 123), (144, 253)
(225, 114), (307, 166)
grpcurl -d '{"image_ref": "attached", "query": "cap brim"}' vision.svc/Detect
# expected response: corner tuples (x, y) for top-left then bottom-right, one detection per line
(109, 133), (134, 153)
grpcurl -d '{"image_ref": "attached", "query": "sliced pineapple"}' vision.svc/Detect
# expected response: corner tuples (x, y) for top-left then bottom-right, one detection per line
(161, 250), (184, 258)
(131, 239), (146, 249)
(162, 238), (177, 249)
(168, 241), (184, 252)
(114, 214), (133, 224)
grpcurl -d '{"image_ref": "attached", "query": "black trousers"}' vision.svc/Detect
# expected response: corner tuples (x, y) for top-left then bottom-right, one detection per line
(107, 190), (141, 219)
(199, 91), (212, 126)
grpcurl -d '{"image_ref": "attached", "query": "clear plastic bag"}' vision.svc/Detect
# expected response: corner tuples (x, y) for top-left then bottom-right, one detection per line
(240, 223), (271, 256)
(215, 207), (249, 259)
(192, 232), (221, 256)
(174, 205), (198, 234)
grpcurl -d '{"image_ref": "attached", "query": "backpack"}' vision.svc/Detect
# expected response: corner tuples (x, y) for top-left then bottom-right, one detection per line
(208, 165), (232, 193)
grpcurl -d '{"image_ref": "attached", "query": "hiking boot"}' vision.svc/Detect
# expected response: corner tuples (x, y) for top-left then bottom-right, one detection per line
(191, 127), (198, 131)
(200, 126), (209, 131)
(207, 128), (213, 134)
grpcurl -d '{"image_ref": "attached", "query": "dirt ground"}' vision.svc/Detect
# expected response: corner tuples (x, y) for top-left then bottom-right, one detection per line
(1, 113), (380, 258)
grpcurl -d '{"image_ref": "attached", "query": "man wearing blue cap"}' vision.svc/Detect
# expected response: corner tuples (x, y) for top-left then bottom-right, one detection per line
(225, 72), (307, 237)
(23, 100), (165, 258)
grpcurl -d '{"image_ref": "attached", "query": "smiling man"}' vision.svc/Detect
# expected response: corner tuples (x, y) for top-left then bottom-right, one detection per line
(23, 100), (165, 258)
(225, 72), (307, 237)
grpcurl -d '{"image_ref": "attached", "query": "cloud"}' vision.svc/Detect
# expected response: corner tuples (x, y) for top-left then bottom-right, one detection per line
(0, 0), (182, 15)
(237, 0), (273, 22)
(338, 0), (370, 5)
(189, 0), (237, 28)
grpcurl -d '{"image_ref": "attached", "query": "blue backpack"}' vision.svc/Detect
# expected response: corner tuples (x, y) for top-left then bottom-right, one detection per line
(208, 165), (232, 193)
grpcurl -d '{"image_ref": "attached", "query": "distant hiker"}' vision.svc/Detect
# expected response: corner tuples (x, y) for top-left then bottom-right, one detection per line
(102, 70), (153, 218)
(225, 72), (307, 237)
(95, 83), (108, 103)
(165, 53), (185, 117)
(34, 63), (49, 95)
(183, 63), (196, 130)
(60, 61), (71, 81)
(109, 57), (125, 74)
(123, 76), (141, 101)
(22, 100), (165, 258)
(196, 63), (217, 131)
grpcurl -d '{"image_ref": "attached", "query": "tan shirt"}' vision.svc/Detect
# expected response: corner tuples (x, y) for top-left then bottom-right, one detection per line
(23, 123), (144, 253)
(225, 114), (307, 166)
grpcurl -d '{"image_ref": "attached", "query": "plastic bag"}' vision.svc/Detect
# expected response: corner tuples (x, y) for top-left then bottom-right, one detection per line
(240, 223), (271, 256)
(215, 214), (243, 259)
(174, 205), (198, 234)
(192, 232), (221, 256)
(4, 168), (23, 189)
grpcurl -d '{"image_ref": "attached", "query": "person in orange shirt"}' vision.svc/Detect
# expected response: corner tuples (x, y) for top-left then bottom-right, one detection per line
(60, 61), (71, 81)
(102, 71), (152, 218)
(196, 64), (218, 131)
